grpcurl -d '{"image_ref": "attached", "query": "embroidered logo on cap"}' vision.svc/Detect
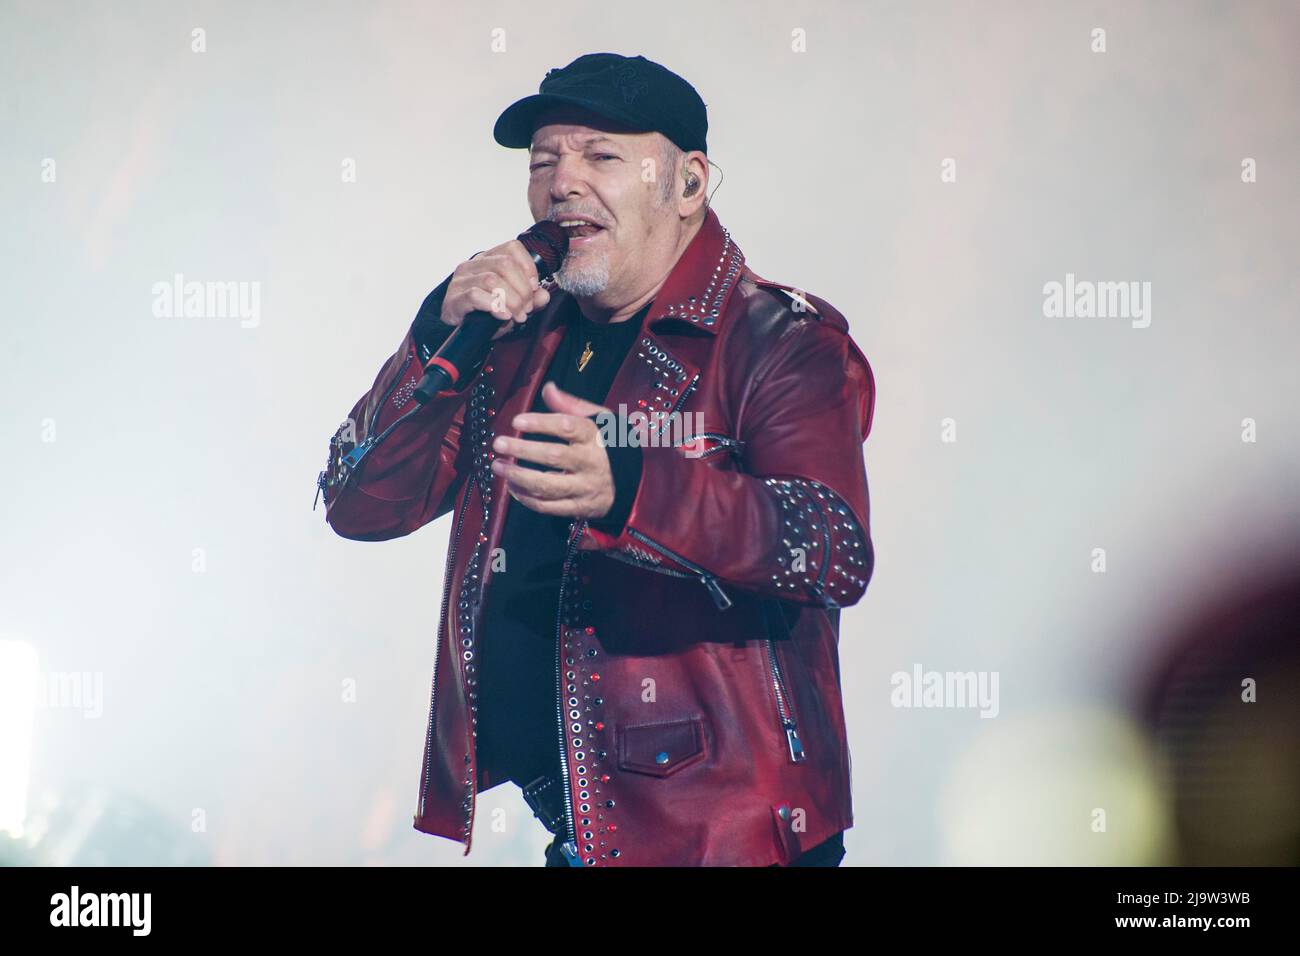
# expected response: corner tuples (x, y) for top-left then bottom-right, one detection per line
(612, 63), (648, 104)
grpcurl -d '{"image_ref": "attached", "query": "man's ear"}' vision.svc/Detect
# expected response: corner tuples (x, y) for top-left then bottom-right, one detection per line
(678, 150), (709, 217)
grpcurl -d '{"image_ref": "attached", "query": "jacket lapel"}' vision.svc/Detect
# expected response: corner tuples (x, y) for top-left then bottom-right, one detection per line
(603, 206), (745, 435)
(474, 291), (572, 550)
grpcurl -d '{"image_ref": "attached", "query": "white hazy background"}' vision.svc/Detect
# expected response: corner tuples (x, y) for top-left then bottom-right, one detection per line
(1, 1), (1297, 865)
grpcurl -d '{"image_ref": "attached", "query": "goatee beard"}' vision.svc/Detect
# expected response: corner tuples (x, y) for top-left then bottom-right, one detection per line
(555, 251), (610, 297)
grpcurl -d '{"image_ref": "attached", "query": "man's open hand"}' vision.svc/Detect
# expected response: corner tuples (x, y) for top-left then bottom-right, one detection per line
(491, 381), (615, 519)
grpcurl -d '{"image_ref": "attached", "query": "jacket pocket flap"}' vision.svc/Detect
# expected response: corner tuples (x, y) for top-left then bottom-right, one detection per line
(617, 717), (706, 777)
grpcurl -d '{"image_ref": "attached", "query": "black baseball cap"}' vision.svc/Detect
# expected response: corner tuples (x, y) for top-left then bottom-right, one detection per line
(493, 53), (708, 155)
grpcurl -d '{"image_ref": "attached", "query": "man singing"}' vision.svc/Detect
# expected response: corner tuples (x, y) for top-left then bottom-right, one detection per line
(317, 53), (876, 867)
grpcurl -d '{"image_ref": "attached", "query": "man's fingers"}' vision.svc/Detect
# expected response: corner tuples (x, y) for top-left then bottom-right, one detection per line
(494, 435), (574, 471)
(462, 285), (517, 322)
(504, 239), (541, 288)
(510, 410), (596, 442)
(494, 458), (581, 500)
(464, 260), (533, 321)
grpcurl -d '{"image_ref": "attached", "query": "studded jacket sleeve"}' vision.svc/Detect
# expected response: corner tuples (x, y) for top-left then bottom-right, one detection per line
(580, 312), (875, 610)
(317, 276), (477, 541)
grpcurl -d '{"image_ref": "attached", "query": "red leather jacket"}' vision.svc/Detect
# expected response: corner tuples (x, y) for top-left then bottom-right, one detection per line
(318, 207), (876, 866)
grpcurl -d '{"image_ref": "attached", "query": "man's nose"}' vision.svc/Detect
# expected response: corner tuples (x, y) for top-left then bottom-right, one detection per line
(549, 155), (588, 202)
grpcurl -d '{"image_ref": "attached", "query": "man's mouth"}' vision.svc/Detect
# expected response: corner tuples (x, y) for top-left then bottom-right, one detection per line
(557, 219), (607, 243)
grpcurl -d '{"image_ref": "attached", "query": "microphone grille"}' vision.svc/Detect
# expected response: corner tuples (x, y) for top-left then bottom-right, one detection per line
(517, 220), (569, 280)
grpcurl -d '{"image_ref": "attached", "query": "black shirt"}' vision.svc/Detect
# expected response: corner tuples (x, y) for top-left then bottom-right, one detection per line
(475, 295), (649, 789)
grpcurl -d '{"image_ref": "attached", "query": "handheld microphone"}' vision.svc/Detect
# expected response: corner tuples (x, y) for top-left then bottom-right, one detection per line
(412, 220), (569, 404)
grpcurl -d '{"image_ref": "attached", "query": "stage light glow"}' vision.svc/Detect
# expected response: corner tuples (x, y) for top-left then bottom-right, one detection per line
(937, 708), (1175, 866)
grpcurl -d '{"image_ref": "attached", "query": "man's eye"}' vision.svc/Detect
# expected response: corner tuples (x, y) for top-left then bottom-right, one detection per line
(593, 154), (618, 162)
(529, 162), (553, 171)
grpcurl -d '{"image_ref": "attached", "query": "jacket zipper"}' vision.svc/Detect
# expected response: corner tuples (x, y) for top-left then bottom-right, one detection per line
(349, 350), (419, 467)
(313, 448), (331, 510)
(625, 528), (733, 611)
(764, 600), (807, 763)
(323, 351), (421, 501)
(418, 470), (478, 819)
(604, 548), (699, 580)
(807, 484), (833, 603)
(677, 432), (744, 461)
(371, 352), (416, 432)
(553, 518), (586, 865)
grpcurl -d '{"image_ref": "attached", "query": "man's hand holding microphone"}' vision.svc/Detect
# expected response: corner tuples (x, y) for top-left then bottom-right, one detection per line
(413, 220), (567, 403)
(440, 239), (552, 341)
